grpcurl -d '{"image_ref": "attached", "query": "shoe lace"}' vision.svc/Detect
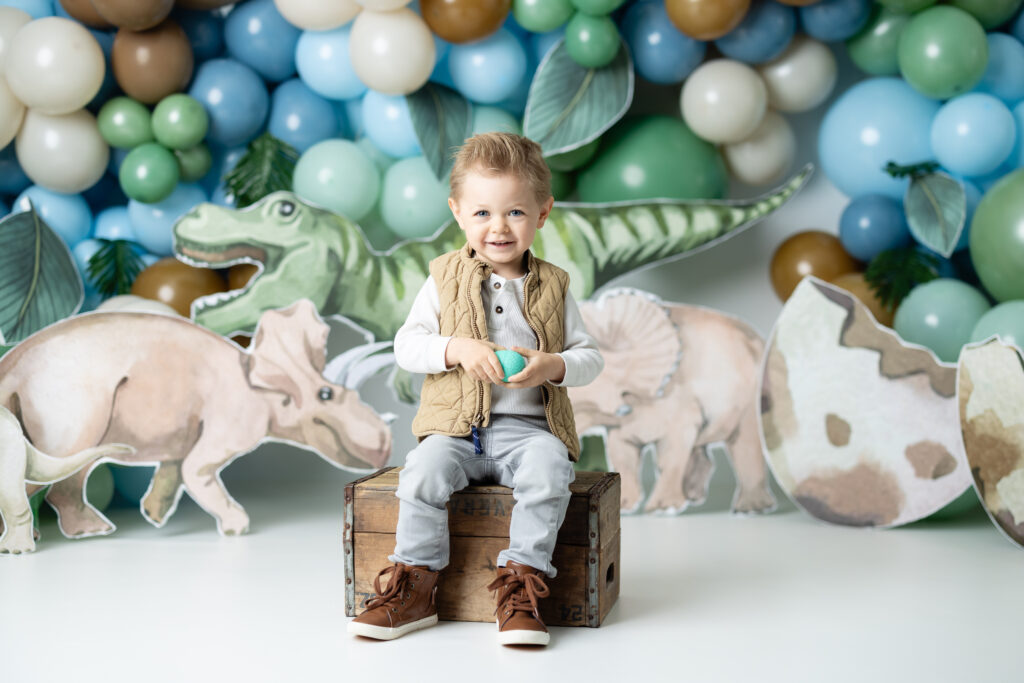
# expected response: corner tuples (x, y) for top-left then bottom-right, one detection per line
(486, 570), (550, 621)
(364, 564), (410, 610)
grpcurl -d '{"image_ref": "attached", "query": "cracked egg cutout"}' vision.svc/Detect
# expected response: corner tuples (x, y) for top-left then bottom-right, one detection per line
(758, 277), (970, 527)
(958, 339), (1024, 549)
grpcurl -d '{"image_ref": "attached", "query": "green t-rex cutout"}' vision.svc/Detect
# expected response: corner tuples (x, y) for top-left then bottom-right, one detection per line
(173, 165), (812, 341)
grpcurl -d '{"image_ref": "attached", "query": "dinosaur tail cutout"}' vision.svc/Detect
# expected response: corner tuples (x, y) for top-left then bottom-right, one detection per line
(25, 442), (135, 485)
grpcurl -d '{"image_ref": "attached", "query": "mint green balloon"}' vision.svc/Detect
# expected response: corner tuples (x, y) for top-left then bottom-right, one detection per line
(86, 463), (115, 512)
(380, 156), (451, 239)
(546, 139), (599, 172)
(176, 143), (213, 183)
(495, 349), (526, 381)
(119, 143), (180, 204)
(847, 7), (912, 76)
(151, 94), (209, 150)
(293, 139), (380, 222)
(565, 12), (620, 68)
(970, 169), (1024, 302)
(878, 0), (936, 12)
(570, 0), (626, 16)
(894, 278), (991, 362)
(578, 116), (727, 202)
(949, 0), (1024, 29)
(969, 301), (1024, 347)
(897, 6), (988, 99)
(471, 106), (522, 136)
(356, 137), (396, 174)
(550, 169), (573, 200)
(98, 96), (154, 149)
(513, 0), (573, 32)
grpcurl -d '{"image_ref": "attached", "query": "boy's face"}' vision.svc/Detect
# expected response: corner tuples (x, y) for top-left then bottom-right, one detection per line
(448, 169), (554, 279)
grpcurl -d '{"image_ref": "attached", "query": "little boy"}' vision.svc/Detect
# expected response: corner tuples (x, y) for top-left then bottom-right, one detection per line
(348, 133), (603, 647)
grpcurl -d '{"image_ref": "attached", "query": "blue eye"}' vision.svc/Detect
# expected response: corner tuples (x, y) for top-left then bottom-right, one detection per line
(510, 209), (524, 216)
(475, 210), (489, 217)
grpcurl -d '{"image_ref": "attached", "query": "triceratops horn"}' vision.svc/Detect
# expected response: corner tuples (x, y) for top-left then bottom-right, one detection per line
(323, 341), (394, 389)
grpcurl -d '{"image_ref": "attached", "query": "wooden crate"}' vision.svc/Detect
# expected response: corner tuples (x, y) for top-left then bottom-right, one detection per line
(343, 467), (620, 627)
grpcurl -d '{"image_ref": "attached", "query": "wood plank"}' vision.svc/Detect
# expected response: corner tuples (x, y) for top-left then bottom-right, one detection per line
(598, 529), (620, 624)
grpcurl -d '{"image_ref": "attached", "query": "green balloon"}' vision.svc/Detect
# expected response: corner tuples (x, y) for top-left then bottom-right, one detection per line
(119, 142), (181, 204)
(86, 463), (115, 512)
(97, 96), (154, 149)
(948, 0), (1024, 29)
(847, 6), (912, 76)
(513, 0), (573, 32)
(546, 139), (599, 172)
(565, 12), (620, 68)
(356, 137), (396, 174)
(897, 6), (988, 99)
(175, 143), (213, 183)
(970, 170), (1024, 302)
(293, 139), (380, 221)
(577, 116), (728, 203)
(471, 106), (522, 136)
(379, 156), (452, 239)
(151, 94), (209, 150)
(877, 0), (936, 12)
(570, 0), (626, 16)
(495, 349), (526, 381)
(969, 301), (1024, 347)
(550, 168), (573, 200)
(894, 278), (991, 362)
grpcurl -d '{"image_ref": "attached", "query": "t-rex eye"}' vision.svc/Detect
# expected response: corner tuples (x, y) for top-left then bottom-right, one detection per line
(318, 386), (334, 401)
(278, 201), (295, 216)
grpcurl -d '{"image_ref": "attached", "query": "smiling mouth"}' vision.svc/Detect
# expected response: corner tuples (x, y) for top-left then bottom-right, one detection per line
(488, 241), (514, 247)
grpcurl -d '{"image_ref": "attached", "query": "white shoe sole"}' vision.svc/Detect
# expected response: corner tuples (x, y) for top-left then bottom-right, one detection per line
(348, 614), (438, 640)
(496, 621), (550, 646)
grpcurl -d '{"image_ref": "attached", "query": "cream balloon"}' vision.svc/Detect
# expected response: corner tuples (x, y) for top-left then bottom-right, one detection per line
(96, 294), (180, 316)
(356, 0), (412, 9)
(756, 35), (837, 113)
(273, 0), (361, 30)
(723, 111), (796, 186)
(0, 7), (31, 71)
(15, 109), (109, 193)
(349, 8), (436, 96)
(679, 59), (767, 144)
(4, 17), (105, 115)
(0, 78), (25, 148)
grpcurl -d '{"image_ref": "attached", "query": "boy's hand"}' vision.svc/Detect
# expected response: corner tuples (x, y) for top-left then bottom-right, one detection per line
(446, 338), (505, 384)
(503, 346), (566, 388)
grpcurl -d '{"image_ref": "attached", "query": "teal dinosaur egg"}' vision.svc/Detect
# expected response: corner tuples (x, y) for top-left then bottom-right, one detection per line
(495, 350), (526, 382)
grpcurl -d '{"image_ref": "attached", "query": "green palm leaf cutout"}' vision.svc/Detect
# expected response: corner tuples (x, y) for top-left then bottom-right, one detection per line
(864, 246), (941, 311)
(0, 207), (84, 344)
(904, 171), (967, 258)
(524, 38), (634, 157)
(86, 239), (147, 297)
(224, 131), (300, 208)
(406, 83), (471, 182)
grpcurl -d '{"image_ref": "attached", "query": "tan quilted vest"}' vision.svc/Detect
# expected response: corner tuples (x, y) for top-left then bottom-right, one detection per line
(411, 243), (581, 461)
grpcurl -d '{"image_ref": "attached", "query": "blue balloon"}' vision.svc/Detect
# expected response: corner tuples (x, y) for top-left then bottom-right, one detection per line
(79, 28), (118, 111)
(224, 0), (300, 82)
(140, 253), (160, 268)
(968, 157), (1017, 192)
(799, 0), (872, 43)
(81, 172), (128, 212)
(341, 98), (363, 139)
(1010, 101), (1024, 168)
(622, 0), (706, 83)
(932, 94), (1016, 178)
(1015, 9), (1024, 44)
(448, 28), (527, 105)
(0, 145), (30, 195)
(108, 146), (130, 177)
(531, 29), (564, 65)
(430, 41), (457, 91)
(819, 78), (940, 199)
(93, 206), (137, 241)
(174, 8), (225, 62)
(129, 183), (208, 256)
(361, 91), (421, 158)
(72, 238), (103, 290)
(210, 183), (236, 208)
(200, 145), (246, 196)
(0, 198), (8, 218)
(715, 1), (794, 65)
(973, 33), (1024, 106)
(2, 0), (52, 18)
(295, 26), (366, 100)
(839, 194), (912, 261)
(268, 79), (339, 153)
(188, 59), (269, 148)
(13, 186), (92, 247)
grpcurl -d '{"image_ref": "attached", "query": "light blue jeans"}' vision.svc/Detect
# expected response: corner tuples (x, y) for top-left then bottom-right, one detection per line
(389, 415), (576, 578)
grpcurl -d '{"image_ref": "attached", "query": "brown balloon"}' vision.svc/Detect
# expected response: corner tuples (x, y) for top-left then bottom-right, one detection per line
(91, 0), (173, 31)
(112, 19), (194, 105)
(174, 0), (235, 9)
(131, 257), (227, 318)
(58, 0), (112, 28)
(421, 0), (511, 44)
(227, 264), (259, 292)
(665, 0), (751, 41)
(769, 230), (860, 302)
(829, 272), (894, 327)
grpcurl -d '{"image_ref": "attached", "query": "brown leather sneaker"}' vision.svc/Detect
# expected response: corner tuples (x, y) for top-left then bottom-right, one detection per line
(486, 560), (551, 646)
(348, 562), (440, 640)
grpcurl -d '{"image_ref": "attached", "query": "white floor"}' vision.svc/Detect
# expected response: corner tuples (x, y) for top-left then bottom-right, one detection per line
(2, 458), (1020, 683)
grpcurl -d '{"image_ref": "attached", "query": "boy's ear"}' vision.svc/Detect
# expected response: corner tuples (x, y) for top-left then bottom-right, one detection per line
(537, 195), (554, 228)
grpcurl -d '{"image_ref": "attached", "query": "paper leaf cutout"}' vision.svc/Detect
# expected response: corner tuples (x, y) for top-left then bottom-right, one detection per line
(904, 172), (966, 258)
(0, 208), (83, 344)
(406, 82), (471, 182)
(523, 38), (634, 157)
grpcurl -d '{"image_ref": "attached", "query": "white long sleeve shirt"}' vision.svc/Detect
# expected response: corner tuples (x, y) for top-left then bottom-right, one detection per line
(394, 271), (604, 418)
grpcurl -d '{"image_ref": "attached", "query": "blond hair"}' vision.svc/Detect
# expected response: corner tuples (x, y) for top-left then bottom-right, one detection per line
(449, 132), (552, 205)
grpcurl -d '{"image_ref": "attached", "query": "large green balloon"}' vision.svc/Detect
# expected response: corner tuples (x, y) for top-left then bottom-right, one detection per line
(970, 169), (1024, 301)
(97, 96), (154, 149)
(565, 12), (620, 68)
(847, 6), (912, 76)
(513, 0), (573, 32)
(550, 169), (573, 200)
(877, 0), (936, 12)
(379, 156), (452, 239)
(970, 301), (1024, 347)
(546, 139), (599, 172)
(293, 139), (380, 222)
(948, 0), (1024, 29)
(175, 143), (212, 182)
(897, 6), (988, 99)
(151, 94), (208, 150)
(894, 278), (991, 363)
(119, 142), (180, 203)
(577, 116), (728, 202)
(571, 0), (626, 15)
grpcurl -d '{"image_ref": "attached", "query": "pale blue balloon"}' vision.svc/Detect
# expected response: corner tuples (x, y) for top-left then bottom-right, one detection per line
(295, 26), (367, 100)
(72, 238), (102, 289)
(380, 156), (452, 239)
(93, 206), (137, 242)
(471, 106), (522, 135)
(622, 0), (706, 83)
(819, 78), (940, 199)
(2, 0), (52, 18)
(970, 300), (1024, 347)
(268, 79), (339, 153)
(931, 94), (1016, 177)
(141, 253), (160, 268)
(129, 183), (208, 256)
(799, 0), (872, 43)
(894, 278), (991, 363)
(0, 145), (31, 195)
(973, 33), (1024, 105)
(362, 91), (421, 158)
(430, 35), (456, 90)
(355, 137), (397, 174)
(715, 1), (794, 65)
(494, 51), (536, 117)
(531, 29), (564, 65)
(341, 98), (363, 138)
(224, 0), (300, 82)
(13, 186), (92, 247)
(175, 8), (225, 62)
(968, 157), (1017, 192)
(188, 59), (269, 148)
(449, 28), (528, 104)
(293, 139), (380, 221)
